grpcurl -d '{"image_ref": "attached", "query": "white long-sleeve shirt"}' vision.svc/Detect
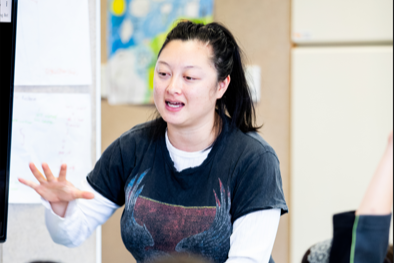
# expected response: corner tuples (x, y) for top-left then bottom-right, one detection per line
(44, 131), (281, 262)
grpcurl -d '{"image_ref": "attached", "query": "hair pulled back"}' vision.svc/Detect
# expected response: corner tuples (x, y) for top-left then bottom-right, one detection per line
(153, 21), (261, 136)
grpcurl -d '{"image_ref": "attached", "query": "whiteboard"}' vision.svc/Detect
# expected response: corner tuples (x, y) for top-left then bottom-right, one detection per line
(292, 0), (393, 44)
(290, 46), (393, 263)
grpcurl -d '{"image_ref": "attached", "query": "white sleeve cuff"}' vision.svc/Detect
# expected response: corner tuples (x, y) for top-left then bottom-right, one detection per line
(43, 178), (120, 247)
(226, 209), (281, 263)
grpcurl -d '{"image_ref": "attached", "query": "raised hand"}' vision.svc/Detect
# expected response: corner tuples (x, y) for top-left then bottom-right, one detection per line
(18, 162), (94, 217)
(356, 130), (393, 215)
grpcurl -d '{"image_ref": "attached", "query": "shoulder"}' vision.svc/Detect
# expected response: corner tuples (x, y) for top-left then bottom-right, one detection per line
(228, 129), (279, 162)
(245, 131), (277, 157)
(117, 120), (159, 146)
(227, 130), (288, 219)
(121, 119), (157, 138)
(102, 119), (162, 161)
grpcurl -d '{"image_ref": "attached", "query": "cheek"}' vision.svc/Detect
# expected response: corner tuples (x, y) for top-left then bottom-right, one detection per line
(153, 76), (163, 95)
(209, 84), (219, 98)
(188, 85), (217, 106)
(153, 78), (164, 107)
(205, 80), (220, 100)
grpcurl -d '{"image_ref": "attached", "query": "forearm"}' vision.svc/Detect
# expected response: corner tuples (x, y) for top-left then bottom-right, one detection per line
(356, 141), (393, 215)
(45, 199), (90, 247)
(44, 178), (120, 247)
(49, 201), (69, 218)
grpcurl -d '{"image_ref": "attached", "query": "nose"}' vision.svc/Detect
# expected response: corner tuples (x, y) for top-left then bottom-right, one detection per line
(166, 76), (182, 96)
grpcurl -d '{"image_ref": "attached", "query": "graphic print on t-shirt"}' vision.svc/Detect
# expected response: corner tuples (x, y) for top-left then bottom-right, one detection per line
(121, 170), (232, 263)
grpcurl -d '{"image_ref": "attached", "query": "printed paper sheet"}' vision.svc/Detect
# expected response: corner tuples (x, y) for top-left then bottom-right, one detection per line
(0, 0), (12, 23)
(14, 0), (92, 86)
(9, 93), (92, 204)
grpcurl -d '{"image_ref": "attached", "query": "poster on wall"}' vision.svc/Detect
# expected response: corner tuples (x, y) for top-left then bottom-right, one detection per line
(14, 0), (92, 86)
(107, 0), (214, 104)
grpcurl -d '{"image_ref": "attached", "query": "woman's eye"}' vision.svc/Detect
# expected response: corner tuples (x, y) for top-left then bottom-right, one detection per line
(185, 76), (196, 81)
(159, 72), (168, 77)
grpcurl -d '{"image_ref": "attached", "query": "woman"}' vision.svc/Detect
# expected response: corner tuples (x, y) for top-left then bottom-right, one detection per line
(19, 21), (288, 263)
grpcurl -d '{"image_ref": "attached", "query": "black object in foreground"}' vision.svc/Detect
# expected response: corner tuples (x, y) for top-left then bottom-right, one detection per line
(0, 0), (18, 243)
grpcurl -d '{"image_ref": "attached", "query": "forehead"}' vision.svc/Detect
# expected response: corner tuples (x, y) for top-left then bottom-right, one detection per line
(158, 40), (214, 68)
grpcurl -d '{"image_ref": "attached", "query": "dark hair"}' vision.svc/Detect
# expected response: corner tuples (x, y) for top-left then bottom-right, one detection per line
(151, 21), (261, 138)
(385, 244), (393, 263)
(301, 248), (311, 263)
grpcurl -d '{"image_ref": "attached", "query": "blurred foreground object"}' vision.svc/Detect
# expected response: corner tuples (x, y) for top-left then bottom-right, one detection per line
(0, 0), (18, 243)
(301, 132), (393, 263)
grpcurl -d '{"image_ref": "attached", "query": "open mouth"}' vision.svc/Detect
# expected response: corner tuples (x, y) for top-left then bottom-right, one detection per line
(166, 101), (185, 108)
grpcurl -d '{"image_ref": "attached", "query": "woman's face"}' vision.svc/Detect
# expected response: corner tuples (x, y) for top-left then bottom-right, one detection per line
(153, 40), (229, 130)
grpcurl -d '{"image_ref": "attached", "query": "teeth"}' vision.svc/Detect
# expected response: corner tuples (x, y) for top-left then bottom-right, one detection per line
(167, 102), (183, 108)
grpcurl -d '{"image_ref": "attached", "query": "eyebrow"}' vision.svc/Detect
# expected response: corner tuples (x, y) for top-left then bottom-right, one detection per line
(157, 61), (202, 70)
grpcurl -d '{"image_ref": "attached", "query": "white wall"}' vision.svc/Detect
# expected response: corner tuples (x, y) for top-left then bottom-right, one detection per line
(292, 0), (393, 44)
(290, 46), (393, 263)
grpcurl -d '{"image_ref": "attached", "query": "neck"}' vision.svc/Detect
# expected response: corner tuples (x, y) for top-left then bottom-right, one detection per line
(167, 114), (220, 152)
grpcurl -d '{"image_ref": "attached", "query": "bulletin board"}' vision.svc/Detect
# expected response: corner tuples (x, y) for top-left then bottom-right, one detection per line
(0, 0), (101, 262)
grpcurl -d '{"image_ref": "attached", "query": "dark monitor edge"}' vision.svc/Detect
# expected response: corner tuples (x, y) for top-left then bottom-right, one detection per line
(1, 0), (19, 243)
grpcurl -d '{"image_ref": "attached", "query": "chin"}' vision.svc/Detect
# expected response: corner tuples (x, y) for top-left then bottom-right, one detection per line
(163, 118), (183, 127)
(163, 115), (188, 128)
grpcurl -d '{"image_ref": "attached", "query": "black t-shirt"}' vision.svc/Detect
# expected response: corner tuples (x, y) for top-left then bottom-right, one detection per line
(87, 118), (288, 263)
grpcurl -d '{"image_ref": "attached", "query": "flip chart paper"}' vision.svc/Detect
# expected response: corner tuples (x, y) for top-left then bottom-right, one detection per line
(9, 93), (92, 204)
(14, 0), (92, 86)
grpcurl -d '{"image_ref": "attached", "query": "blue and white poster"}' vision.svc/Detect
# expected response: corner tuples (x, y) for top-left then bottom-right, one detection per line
(107, 0), (214, 104)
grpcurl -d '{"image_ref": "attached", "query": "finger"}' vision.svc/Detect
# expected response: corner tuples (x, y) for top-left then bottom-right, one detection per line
(78, 191), (95, 200)
(42, 163), (56, 182)
(58, 164), (67, 182)
(29, 163), (47, 184)
(18, 178), (39, 189)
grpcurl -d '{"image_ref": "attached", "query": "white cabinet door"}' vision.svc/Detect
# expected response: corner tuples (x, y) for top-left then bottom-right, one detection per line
(290, 46), (393, 263)
(292, 0), (393, 44)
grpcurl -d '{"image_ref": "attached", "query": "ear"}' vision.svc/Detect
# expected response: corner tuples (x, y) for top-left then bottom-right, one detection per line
(216, 75), (231, 99)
